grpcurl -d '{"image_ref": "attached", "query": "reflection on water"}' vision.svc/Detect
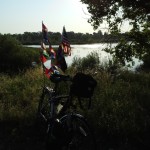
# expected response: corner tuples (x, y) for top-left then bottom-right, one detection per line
(65, 43), (112, 66)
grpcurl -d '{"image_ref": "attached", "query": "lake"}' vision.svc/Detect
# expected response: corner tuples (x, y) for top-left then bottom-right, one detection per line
(65, 43), (112, 66)
(27, 43), (142, 70)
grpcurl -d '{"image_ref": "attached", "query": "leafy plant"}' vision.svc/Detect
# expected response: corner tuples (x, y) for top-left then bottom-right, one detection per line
(71, 52), (100, 72)
(80, 0), (150, 69)
(0, 34), (40, 74)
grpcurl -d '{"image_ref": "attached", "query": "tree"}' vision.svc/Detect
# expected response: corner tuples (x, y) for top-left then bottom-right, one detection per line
(0, 34), (40, 73)
(80, 0), (150, 67)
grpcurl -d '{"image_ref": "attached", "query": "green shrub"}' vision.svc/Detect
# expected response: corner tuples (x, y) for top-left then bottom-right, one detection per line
(71, 52), (100, 72)
(0, 34), (40, 74)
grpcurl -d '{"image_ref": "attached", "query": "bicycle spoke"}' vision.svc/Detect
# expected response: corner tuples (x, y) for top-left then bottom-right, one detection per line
(60, 115), (96, 150)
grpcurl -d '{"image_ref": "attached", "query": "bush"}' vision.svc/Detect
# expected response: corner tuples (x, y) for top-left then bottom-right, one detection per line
(0, 34), (40, 74)
(71, 52), (100, 72)
(136, 53), (150, 72)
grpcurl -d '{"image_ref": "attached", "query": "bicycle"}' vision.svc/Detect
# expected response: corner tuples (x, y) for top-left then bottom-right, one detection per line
(37, 73), (97, 150)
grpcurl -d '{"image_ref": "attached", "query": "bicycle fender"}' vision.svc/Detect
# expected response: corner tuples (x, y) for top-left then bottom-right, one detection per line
(59, 113), (85, 121)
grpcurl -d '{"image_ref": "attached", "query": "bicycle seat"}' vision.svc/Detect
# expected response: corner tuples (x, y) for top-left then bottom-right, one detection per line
(50, 73), (72, 83)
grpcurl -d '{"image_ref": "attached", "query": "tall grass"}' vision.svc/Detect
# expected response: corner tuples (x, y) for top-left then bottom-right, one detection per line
(70, 52), (150, 149)
(0, 52), (150, 149)
(0, 67), (44, 121)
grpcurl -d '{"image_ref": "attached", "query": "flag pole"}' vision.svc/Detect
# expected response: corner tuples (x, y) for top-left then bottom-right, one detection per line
(41, 21), (46, 87)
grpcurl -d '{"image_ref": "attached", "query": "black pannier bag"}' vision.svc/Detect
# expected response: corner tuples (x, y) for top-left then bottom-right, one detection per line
(70, 72), (97, 109)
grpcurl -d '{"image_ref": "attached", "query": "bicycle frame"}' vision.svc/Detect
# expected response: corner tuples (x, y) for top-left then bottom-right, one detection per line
(38, 83), (72, 123)
(37, 75), (97, 150)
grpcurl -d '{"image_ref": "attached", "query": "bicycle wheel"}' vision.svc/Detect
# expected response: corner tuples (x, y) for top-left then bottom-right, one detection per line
(60, 114), (97, 150)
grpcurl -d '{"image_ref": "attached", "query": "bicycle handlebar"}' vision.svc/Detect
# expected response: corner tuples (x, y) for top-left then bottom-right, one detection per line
(50, 73), (72, 83)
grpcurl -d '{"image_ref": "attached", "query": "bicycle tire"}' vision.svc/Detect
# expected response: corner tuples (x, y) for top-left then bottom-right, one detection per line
(59, 113), (97, 150)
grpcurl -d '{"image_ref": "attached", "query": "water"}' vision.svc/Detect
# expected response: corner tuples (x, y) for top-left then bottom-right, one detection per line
(65, 43), (112, 66)
(27, 43), (112, 64)
(27, 44), (142, 70)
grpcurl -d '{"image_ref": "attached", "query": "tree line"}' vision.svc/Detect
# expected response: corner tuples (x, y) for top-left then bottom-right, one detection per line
(1, 30), (129, 45)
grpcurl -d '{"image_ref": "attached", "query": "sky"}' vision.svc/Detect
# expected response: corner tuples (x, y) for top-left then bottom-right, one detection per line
(0, 0), (100, 34)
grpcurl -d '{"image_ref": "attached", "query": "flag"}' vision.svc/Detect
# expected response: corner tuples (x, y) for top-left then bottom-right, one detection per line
(41, 41), (47, 50)
(49, 45), (56, 59)
(40, 42), (49, 59)
(40, 52), (52, 79)
(40, 22), (57, 78)
(42, 21), (49, 43)
(40, 23), (71, 79)
(40, 54), (47, 64)
(54, 26), (71, 72)
(44, 65), (63, 79)
(40, 41), (52, 73)
(56, 44), (67, 72)
(61, 26), (71, 56)
(44, 67), (52, 79)
(40, 49), (51, 69)
(42, 22), (56, 58)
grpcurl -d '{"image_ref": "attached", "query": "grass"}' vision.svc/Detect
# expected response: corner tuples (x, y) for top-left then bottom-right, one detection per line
(86, 71), (150, 149)
(0, 68), (43, 120)
(0, 63), (150, 149)
(0, 68), (47, 150)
